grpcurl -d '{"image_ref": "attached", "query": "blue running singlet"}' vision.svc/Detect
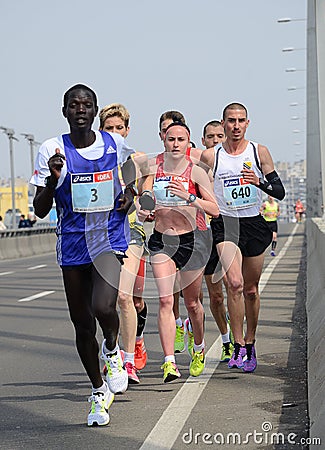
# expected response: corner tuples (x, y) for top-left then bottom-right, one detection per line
(55, 131), (130, 266)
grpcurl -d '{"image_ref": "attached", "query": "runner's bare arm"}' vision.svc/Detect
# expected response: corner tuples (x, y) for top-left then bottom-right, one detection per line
(33, 149), (65, 218)
(199, 147), (215, 173)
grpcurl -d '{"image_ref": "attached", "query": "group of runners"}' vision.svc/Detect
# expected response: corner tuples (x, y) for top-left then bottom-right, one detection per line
(31, 84), (285, 426)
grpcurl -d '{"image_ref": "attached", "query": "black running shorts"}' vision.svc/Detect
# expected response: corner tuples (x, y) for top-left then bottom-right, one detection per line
(210, 214), (272, 257)
(148, 228), (210, 271)
(265, 220), (278, 234)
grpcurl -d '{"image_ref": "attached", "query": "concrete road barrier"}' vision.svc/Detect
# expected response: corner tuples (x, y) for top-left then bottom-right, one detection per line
(306, 218), (325, 445)
(0, 229), (56, 260)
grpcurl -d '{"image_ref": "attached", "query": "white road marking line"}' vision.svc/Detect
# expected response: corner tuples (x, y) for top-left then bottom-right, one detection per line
(140, 338), (222, 450)
(0, 271), (14, 276)
(140, 225), (299, 450)
(27, 265), (47, 270)
(18, 291), (55, 302)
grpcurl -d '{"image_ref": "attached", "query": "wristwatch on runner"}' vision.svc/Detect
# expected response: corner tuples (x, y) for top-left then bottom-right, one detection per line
(187, 193), (197, 204)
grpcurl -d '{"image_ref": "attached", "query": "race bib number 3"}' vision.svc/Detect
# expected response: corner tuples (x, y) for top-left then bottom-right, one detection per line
(223, 176), (257, 209)
(71, 171), (114, 212)
(154, 175), (189, 206)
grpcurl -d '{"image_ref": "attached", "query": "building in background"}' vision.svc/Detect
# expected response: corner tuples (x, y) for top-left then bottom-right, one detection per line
(275, 159), (306, 222)
(0, 178), (29, 221)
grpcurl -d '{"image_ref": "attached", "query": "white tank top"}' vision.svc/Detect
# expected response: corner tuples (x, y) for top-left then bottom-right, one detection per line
(213, 141), (263, 217)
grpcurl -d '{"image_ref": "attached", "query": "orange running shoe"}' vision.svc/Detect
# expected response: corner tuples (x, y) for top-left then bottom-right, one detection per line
(134, 337), (147, 370)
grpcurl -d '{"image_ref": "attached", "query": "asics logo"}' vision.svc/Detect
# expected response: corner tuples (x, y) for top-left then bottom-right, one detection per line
(224, 178), (239, 187)
(72, 174), (93, 183)
(156, 176), (171, 182)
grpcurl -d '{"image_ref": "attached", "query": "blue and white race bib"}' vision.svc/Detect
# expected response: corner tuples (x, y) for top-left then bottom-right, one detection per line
(71, 170), (114, 212)
(153, 175), (189, 206)
(222, 175), (257, 209)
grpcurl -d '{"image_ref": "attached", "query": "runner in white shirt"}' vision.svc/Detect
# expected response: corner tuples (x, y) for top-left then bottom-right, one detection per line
(199, 103), (285, 373)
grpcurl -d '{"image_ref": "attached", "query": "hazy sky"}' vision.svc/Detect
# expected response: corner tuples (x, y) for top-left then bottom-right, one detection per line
(0, 0), (307, 179)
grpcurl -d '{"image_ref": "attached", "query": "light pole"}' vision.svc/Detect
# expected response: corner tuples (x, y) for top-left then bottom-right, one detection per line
(277, 18), (306, 23)
(287, 86), (306, 91)
(282, 47), (306, 52)
(0, 127), (19, 228)
(291, 116), (306, 120)
(21, 133), (41, 177)
(285, 68), (306, 73)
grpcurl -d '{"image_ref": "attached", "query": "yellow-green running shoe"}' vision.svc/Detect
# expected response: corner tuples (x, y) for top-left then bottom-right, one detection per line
(161, 361), (181, 383)
(174, 324), (185, 353)
(190, 350), (205, 377)
(184, 318), (194, 357)
(87, 387), (114, 427)
(220, 341), (234, 362)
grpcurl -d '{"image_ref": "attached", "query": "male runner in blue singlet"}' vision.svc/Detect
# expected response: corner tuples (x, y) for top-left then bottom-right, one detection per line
(31, 84), (137, 427)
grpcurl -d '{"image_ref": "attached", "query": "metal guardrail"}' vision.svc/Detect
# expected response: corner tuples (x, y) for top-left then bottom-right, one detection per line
(0, 227), (56, 238)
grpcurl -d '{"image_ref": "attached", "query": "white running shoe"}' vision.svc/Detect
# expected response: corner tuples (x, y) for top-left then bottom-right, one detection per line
(87, 387), (114, 426)
(101, 340), (128, 394)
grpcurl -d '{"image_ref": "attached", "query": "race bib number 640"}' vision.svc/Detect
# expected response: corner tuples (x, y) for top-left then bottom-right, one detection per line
(223, 176), (257, 209)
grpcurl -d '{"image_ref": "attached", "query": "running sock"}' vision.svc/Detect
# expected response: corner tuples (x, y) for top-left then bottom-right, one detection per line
(175, 317), (183, 327)
(136, 302), (148, 337)
(193, 340), (205, 353)
(123, 352), (135, 365)
(272, 240), (277, 250)
(165, 355), (176, 364)
(221, 332), (230, 344)
(92, 381), (109, 394)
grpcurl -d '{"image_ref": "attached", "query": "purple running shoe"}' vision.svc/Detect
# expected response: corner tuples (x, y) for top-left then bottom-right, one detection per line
(242, 343), (257, 373)
(228, 343), (246, 369)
